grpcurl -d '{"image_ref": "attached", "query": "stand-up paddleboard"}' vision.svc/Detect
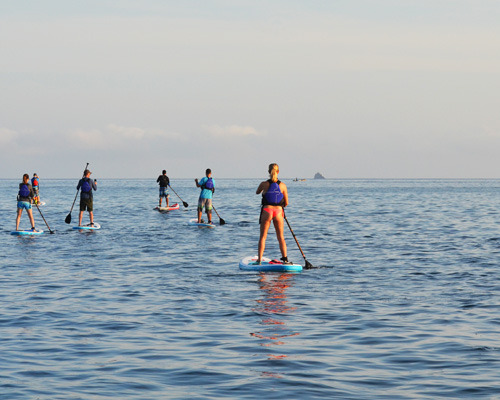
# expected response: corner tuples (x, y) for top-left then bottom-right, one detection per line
(154, 203), (180, 212)
(73, 223), (101, 230)
(239, 256), (302, 272)
(33, 201), (46, 206)
(188, 219), (215, 228)
(11, 229), (44, 236)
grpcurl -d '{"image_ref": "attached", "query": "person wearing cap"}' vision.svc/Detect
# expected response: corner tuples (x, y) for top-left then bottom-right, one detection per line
(31, 173), (40, 204)
(76, 169), (97, 226)
(156, 169), (170, 207)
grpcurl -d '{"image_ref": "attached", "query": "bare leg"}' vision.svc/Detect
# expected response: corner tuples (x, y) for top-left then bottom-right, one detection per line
(207, 209), (212, 223)
(258, 211), (273, 262)
(166, 195), (169, 207)
(78, 211), (84, 226)
(27, 209), (35, 229)
(89, 211), (94, 226)
(273, 214), (287, 259)
(16, 208), (22, 230)
(197, 209), (202, 223)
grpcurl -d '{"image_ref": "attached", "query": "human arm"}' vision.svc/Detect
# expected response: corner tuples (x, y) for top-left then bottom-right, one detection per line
(256, 181), (268, 195)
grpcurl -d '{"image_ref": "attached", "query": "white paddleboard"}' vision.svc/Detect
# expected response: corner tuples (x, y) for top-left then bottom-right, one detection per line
(239, 256), (302, 272)
(188, 219), (215, 228)
(73, 223), (101, 230)
(33, 201), (46, 206)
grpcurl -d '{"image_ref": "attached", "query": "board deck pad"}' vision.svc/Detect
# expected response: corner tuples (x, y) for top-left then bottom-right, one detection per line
(239, 256), (302, 272)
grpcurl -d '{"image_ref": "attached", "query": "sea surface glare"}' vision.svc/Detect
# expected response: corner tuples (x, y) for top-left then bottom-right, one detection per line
(1, 178), (499, 399)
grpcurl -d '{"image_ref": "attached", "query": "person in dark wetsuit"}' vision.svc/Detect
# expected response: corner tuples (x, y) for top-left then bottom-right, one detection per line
(16, 173), (36, 231)
(157, 170), (170, 207)
(77, 169), (97, 226)
(254, 163), (291, 265)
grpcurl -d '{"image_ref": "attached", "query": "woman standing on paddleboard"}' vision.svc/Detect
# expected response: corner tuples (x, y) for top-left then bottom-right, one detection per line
(15, 173), (37, 231)
(254, 163), (291, 265)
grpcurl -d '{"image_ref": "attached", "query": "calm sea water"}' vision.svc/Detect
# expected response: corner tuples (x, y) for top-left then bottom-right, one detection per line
(1, 178), (499, 399)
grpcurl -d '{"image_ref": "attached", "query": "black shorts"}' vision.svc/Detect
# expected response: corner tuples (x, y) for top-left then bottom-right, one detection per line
(80, 198), (93, 212)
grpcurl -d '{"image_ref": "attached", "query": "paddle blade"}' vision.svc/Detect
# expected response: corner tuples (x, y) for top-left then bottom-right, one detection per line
(183, 201), (189, 208)
(219, 218), (226, 226)
(65, 213), (71, 224)
(304, 259), (315, 269)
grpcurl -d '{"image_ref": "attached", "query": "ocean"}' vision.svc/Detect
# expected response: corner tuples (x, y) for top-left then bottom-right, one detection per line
(1, 178), (499, 399)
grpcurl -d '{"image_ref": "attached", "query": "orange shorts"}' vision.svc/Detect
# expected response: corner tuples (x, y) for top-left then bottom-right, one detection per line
(262, 207), (283, 218)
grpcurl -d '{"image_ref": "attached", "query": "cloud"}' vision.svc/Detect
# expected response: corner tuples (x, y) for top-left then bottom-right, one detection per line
(68, 124), (183, 149)
(204, 124), (265, 137)
(0, 128), (18, 145)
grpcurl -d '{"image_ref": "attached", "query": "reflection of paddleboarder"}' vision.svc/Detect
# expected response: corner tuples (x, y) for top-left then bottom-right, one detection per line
(251, 273), (300, 365)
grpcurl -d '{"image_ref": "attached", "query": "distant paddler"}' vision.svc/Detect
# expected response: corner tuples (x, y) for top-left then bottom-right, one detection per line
(76, 169), (97, 227)
(156, 169), (171, 208)
(195, 168), (215, 225)
(16, 173), (37, 232)
(31, 173), (40, 204)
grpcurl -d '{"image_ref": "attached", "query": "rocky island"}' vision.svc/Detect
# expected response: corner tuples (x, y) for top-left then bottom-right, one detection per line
(314, 172), (325, 179)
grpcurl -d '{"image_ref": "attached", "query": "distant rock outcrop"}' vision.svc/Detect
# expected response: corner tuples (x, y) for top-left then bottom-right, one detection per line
(314, 172), (325, 180)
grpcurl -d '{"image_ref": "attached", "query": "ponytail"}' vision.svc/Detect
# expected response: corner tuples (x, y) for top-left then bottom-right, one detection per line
(268, 163), (279, 183)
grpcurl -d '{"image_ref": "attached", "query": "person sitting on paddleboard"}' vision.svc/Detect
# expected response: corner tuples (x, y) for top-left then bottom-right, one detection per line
(16, 173), (37, 231)
(254, 163), (291, 265)
(31, 173), (40, 204)
(195, 168), (215, 224)
(156, 170), (170, 207)
(77, 169), (97, 227)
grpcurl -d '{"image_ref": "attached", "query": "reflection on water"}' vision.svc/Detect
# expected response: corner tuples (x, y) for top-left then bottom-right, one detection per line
(251, 273), (301, 372)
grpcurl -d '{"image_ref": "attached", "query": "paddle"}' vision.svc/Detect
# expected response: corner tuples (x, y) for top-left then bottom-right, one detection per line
(283, 209), (314, 269)
(35, 202), (55, 234)
(169, 185), (188, 208)
(65, 162), (89, 224)
(212, 205), (225, 225)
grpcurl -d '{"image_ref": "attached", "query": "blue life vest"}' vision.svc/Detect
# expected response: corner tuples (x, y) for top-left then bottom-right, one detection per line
(81, 178), (92, 193)
(19, 184), (30, 198)
(262, 179), (284, 206)
(203, 177), (214, 191)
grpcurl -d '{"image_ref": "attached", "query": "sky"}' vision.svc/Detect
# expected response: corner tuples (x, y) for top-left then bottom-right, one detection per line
(1, 0), (499, 179)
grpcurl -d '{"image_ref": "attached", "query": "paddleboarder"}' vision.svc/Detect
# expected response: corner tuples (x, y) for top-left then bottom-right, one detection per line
(254, 163), (291, 265)
(156, 170), (170, 207)
(31, 173), (40, 204)
(16, 173), (37, 231)
(76, 169), (97, 227)
(195, 168), (215, 224)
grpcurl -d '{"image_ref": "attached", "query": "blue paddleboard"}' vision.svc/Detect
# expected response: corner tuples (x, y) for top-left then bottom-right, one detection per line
(73, 223), (101, 230)
(188, 219), (215, 228)
(11, 229), (44, 236)
(239, 256), (302, 272)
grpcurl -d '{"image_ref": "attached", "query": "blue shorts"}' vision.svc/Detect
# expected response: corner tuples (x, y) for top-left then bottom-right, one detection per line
(159, 187), (169, 198)
(17, 201), (32, 210)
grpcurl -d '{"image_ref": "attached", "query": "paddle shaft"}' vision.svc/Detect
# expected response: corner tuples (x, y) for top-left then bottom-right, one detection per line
(283, 210), (313, 268)
(35, 202), (54, 233)
(169, 185), (188, 208)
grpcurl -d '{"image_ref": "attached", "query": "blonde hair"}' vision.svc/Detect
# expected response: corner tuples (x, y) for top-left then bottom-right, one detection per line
(268, 163), (279, 183)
